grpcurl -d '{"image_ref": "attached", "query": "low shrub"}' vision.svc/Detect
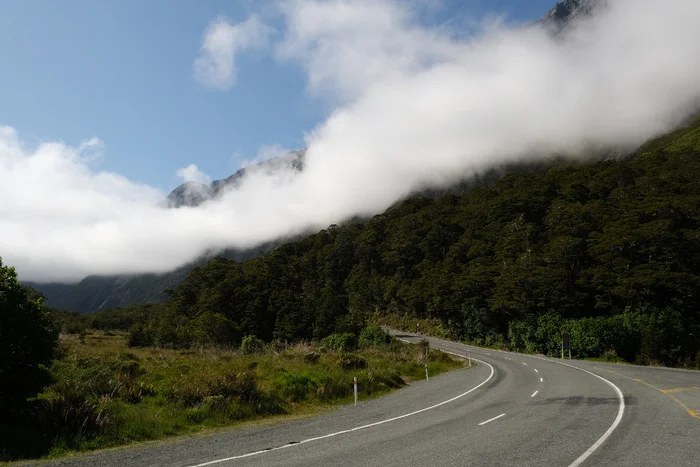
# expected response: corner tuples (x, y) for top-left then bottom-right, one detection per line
(273, 373), (317, 402)
(2, 331), (460, 461)
(319, 333), (357, 352)
(304, 352), (320, 363)
(127, 324), (153, 348)
(358, 326), (390, 348)
(167, 370), (259, 407)
(336, 354), (367, 370)
(240, 335), (265, 355)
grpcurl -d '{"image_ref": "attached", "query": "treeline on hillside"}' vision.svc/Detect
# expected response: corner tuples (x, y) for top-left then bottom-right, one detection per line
(74, 119), (700, 368)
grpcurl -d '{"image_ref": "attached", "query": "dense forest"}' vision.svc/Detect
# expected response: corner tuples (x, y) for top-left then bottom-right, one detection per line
(65, 118), (700, 368)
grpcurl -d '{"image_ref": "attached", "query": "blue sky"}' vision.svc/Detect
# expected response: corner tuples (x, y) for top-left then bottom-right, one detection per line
(0, 0), (556, 192)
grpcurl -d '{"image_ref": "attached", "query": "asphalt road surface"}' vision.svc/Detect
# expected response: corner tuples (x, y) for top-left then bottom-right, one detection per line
(30, 332), (699, 467)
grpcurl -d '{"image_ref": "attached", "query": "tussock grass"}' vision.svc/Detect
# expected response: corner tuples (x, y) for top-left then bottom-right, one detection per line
(9, 331), (462, 461)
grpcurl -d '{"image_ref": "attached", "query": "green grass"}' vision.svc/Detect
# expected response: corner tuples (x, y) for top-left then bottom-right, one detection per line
(6, 331), (462, 462)
(368, 311), (454, 340)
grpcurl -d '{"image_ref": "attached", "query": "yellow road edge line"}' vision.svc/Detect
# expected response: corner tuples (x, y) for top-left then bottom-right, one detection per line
(594, 367), (700, 420)
(660, 386), (700, 394)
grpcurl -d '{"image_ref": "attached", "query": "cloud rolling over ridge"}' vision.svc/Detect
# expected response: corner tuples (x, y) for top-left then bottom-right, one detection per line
(3, 0), (700, 282)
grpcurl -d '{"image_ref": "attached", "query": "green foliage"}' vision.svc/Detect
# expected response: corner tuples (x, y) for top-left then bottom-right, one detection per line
(358, 326), (391, 348)
(319, 333), (358, 352)
(240, 335), (265, 354)
(64, 117), (700, 367)
(50, 308), (89, 334)
(2, 332), (460, 461)
(0, 258), (58, 417)
(336, 354), (367, 369)
(127, 323), (154, 347)
(166, 370), (261, 407)
(505, 306), (694, 366)
(272, 372), (319, 402)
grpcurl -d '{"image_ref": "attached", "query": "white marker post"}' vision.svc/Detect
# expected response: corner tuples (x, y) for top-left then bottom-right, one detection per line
(425, 363), (429, 381)
(353, 376), (358, 406)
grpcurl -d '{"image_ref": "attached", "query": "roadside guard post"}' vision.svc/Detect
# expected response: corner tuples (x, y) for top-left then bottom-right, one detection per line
(353, 376), (358, 406)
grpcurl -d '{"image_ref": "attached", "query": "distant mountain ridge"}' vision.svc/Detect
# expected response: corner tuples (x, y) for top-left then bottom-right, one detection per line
(538, 0), (601, 30)
(167, 150), (305, 208)
(25, 241), (287, 313)
(26, 0), (603, 313)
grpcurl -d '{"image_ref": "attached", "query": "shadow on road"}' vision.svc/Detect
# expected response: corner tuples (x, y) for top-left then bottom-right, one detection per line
(532, 395), (636, 406)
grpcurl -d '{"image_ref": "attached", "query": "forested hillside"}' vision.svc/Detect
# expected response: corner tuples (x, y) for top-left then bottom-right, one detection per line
(26, 240), (288, 314)
(87, 118), (700, 368)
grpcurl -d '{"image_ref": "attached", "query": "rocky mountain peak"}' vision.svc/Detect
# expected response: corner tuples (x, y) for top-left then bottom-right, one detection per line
(538, 0), (602, 32)
(167, 149), (306, 208)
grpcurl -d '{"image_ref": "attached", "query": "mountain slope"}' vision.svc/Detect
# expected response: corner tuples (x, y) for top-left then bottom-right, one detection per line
(537, 0), (601, 32)
(29, 150), (306, 313)
(27, 0), (605, 313)
(167, 150), (305, 208)
(26, 242), (283, 313)
(94, 116), (700, 368)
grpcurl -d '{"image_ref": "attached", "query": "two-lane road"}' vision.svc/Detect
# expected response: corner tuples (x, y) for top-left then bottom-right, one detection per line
(36, 332), (699, 467)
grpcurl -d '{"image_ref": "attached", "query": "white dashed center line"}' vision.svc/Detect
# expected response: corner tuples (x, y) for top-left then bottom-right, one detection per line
(531, 390), (539, 398)
(478, 413), (506, 426)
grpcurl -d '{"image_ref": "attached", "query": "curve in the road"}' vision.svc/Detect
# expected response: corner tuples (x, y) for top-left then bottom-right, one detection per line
(536, 357), (625, 467)
(39, 332), (697, 467)
(402, 335), (626, 467)
(190, 336), (625, 467)
(188, 357), (495, 467)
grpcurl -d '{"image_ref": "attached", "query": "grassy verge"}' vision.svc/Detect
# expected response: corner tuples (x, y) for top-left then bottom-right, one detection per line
(368, 311), (454, 340)
(4, 331), (461, 462)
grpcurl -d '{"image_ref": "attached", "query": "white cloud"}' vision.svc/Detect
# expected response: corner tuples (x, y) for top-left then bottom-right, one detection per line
(176, 164), (210, 184)
(4, 0), (700, 282)
(193, 14), (270, 90)
(276, 0), (460, 103)
(237, 143), (294, 168)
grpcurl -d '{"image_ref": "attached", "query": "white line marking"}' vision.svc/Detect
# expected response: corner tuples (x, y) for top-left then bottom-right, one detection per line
(561, 362), (625, 467)
(522, 362), (528, 366)
(188, 350), (495, 467)
(485, 352), (491, 355)
(365, 334), (625, 467)
(534, 369), (539, 373)
(531, 390), (539, 398)
(403, 333), (625, 467)
(540, 377), (544, 382)
(478, 413), (506, 426)
(505, 357), (511, 360)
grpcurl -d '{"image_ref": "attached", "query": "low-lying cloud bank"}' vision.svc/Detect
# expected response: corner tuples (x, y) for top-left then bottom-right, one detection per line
(3, 0), (700, 282)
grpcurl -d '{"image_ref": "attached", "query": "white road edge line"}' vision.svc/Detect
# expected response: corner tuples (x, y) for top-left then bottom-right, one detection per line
(558, 361), (625, 467)
(531, 390), (539, 398)
(187, 346), (495, 467)
(405, 334), (625, 467)
(478, 413), (506, 426)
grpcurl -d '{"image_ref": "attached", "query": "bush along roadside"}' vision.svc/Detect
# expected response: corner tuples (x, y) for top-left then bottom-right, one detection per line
(0, 327), (462, 462)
